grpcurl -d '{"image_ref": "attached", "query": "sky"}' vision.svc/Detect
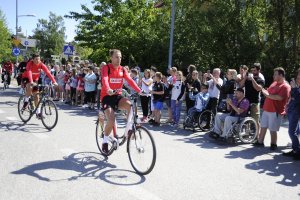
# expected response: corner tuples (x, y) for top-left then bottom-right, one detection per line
(0, 0), (94, 42)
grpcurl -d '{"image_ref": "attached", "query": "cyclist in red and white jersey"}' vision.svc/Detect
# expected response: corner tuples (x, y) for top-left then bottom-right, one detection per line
(22, 54), (57, 118)
(100, 49), (142, 153)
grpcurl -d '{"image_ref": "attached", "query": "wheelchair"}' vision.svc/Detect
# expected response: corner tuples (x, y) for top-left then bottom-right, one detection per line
(183, 109), (214, 132)
(224, 115), (258, 144)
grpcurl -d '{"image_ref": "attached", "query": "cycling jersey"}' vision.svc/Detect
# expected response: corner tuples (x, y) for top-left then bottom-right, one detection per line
(101, 64), (141, 100)
(3, 61), (13, 74)
(23, 60), (56, 84)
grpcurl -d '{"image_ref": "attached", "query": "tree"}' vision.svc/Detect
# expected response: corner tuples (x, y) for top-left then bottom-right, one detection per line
(66, 0), (171, 71)
(0, 9), (14, 62)
(33, 12), (66, 59)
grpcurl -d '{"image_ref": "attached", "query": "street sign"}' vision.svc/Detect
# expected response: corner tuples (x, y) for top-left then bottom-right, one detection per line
(20, 38), (37, 48)
(63, 45), (74, 55)
(12, 48), (21, 56)
(12, 38), (21, 46)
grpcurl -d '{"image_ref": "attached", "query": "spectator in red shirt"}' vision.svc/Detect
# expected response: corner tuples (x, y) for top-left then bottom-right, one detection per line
(254, 67), (291, 150)
(1, 59), (14, 85)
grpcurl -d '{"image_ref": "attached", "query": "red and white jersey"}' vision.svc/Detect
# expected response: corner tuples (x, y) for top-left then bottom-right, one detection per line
(100, 64), (141, 100)
(23, 60), (56, 84)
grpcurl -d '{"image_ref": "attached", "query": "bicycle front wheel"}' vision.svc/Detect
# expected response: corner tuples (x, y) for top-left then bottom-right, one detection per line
(41, 100), (58, 130)
(127, 126), (156, 175)
(17, 95), (33, 123)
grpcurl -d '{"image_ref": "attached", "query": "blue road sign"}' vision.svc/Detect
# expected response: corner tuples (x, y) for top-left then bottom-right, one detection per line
(63, 45), (74, 55)
(24, 41), (29, 46)
(12, 48), (21, 56)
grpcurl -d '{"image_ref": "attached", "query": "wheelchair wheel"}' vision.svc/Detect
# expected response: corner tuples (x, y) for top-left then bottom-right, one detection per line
(238, 117), (258, 144)
(184, 116), (193, 128)
(198, 110), (214, 131)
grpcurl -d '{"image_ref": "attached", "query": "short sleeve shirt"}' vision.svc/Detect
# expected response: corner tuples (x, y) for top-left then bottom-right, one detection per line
(153, 81), (164, 102)
(245, 77), (265, 103)
(263, 81), (291, 115)
(231, 98), (250, 117)
(207, 78), (223, 98)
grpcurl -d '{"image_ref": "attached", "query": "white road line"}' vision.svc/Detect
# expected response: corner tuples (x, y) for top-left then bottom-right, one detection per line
(0, 109), (5, 114)
(123, 186), (163, 200)
(6, 116), (18, 121)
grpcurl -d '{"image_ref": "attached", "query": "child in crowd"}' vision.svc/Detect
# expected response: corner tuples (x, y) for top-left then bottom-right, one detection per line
(69, 68), (78, 105)
(76, 68), (85, 106)
(150, 72), (164, 126)
(171, 71), (186, 127)
(64, 70), (71, 104)
(188, 84), (210, 117)
(140, 69), (153, 122)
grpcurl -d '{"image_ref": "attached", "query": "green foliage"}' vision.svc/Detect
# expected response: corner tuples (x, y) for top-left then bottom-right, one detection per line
(0, 9), (14, 62)
(33, 12), (66, 59)
(67, 0), (300, 78)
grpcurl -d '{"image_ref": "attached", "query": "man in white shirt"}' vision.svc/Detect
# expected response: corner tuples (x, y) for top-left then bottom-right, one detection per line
(204, 68), (223, 115)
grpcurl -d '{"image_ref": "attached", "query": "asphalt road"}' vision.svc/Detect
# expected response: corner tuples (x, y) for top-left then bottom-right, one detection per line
(0, 81), (299, 200)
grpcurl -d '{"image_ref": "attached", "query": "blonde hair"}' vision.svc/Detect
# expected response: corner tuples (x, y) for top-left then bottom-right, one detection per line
(227, 69), (237, 80)
(176, 71), (183, 81)
(155, 72), (162, 79)
(171, 67), (177, 73)
(144, 69), (150, 78)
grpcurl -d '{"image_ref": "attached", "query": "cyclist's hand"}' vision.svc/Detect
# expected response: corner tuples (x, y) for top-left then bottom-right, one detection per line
(30, 82), (37, 87)
(139, 90), (146, 96)
(53, 82), (58, 89)
(108, 89), (114, 96)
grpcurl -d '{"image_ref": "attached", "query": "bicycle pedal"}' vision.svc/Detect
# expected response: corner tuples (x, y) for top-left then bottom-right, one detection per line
(112, 140), (119, 150)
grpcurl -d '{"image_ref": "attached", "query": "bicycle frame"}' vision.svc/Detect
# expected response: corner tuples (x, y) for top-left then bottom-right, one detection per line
(28, 85), (51, 115)
(101, 90), (138, 143)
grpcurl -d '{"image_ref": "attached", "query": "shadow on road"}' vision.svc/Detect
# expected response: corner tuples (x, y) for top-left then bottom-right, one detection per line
(245, 155), (300, 187)
(0, 121), (50, 133)
(56, 103), (98, 118)
(11, 152), (145, 185)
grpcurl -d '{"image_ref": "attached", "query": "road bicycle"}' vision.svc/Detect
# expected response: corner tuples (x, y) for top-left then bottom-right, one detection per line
(17, 84), (58, 130)
(95, 90), (156, 175)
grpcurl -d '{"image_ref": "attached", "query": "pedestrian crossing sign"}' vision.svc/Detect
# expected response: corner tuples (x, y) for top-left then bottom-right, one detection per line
(63, 45), (74, 55)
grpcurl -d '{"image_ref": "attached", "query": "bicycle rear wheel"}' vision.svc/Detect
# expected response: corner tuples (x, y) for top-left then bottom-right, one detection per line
(41, 100), (58, 130)
(17, 95), (33, 123)
(95, 119), (116, 156)
(127, 126), (156, 175)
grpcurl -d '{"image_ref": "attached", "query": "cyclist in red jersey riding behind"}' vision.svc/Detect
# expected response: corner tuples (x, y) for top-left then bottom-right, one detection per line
(22, 53), (58, 118)
(100, 49), (142, 153)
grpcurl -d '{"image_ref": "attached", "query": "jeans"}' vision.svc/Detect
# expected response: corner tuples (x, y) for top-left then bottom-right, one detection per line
(171, 100), (182, 124)
(288, 112), (300, 152)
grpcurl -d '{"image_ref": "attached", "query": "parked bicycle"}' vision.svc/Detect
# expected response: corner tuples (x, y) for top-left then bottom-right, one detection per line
(17, 84), (58, 130)
(95, 90), (156, 175)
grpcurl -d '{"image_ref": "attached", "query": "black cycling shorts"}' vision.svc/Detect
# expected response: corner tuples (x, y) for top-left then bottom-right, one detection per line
(101, 95), (123, 111)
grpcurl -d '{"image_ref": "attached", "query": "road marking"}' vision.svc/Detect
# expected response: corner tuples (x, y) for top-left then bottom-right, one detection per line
(123, 186), (163, 200)
(6, 116), (18, 121)
(0, 109), (5, 114)
(32, 132), (50, 139)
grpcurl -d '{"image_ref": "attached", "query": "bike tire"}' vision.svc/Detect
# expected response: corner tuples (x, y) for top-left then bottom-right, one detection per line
(127, 126), (156, 175)
(17, 95), (33, 123)
(41, 100), (58, 130)
(95, 119), (115, 156)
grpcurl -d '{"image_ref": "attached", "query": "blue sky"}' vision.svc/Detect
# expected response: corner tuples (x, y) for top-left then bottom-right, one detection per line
(0, 0), (94, 42)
